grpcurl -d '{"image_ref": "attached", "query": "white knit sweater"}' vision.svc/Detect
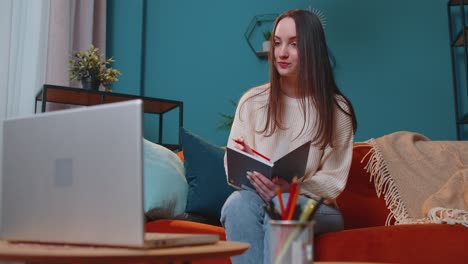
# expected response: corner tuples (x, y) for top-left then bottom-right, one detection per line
(224, 83), (354, 200)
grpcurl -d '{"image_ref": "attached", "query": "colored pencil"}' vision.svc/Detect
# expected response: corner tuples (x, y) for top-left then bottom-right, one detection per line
(283, 177), (298, 220)
(286, 185), (300, 220)
(276, 186), (285, 218)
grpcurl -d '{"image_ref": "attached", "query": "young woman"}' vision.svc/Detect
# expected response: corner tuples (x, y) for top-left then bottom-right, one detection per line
(221, 9), (357, 264)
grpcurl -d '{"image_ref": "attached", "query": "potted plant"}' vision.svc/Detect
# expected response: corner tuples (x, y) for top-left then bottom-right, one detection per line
(68, 44), (121, 91)
(216, 99), (237, 131)
(262, 31), (271, 52)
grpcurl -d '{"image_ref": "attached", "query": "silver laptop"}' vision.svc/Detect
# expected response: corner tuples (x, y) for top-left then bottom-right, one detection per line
(1, 100), (218, 248)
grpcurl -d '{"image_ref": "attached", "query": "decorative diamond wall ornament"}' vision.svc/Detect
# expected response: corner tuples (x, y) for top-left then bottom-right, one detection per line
(244, 13), (278, 59)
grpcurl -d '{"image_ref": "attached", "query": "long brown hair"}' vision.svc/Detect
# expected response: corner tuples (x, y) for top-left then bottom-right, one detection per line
(247, 9), (357, 149)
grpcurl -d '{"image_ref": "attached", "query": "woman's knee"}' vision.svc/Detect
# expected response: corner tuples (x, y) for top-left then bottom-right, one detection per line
(313, 205), (344, 235)
(221, 190), (263, 224)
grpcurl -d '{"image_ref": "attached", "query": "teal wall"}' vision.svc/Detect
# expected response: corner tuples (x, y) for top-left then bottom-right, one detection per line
(107, 0), (459, 146)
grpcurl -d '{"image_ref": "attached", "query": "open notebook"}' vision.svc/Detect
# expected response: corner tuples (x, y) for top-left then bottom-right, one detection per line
(1, 100), (218, 248)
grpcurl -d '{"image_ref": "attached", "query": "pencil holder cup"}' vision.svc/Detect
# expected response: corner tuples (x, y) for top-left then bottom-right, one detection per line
(269, 220), (314, 264)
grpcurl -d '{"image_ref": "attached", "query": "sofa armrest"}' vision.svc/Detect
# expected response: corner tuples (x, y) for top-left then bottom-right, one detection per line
(336, 143), (391, 229)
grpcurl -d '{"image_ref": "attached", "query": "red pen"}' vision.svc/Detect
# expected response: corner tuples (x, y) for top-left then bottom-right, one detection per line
(232, 139), (271, 162)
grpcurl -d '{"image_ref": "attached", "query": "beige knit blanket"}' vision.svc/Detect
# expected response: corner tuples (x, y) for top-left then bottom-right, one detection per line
(364, 131), (468, 227)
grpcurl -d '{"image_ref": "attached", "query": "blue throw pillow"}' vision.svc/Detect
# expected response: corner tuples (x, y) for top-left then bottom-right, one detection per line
(180, 128), (235, 221)
(143, 139), (188, 218)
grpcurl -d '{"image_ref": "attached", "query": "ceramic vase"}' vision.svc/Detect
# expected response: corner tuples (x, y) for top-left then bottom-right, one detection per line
(81, 78), (100, 91)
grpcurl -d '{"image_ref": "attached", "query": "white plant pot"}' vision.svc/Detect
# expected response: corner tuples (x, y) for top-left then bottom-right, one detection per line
(262, 41), (270, 52)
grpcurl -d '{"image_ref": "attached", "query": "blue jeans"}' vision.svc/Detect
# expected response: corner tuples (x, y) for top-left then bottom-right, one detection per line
(220, 189), (344, 264)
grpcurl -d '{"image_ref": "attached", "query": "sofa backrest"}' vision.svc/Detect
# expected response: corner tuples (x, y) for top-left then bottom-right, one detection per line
(336, 143), (391, 230)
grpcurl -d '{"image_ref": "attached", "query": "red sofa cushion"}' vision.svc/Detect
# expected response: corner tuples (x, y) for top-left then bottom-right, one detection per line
(336, 143), (392, 229)
(315, 224), (468, 263)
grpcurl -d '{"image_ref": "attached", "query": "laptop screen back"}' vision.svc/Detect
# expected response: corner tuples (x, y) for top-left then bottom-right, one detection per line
(1, 100), (145, 247)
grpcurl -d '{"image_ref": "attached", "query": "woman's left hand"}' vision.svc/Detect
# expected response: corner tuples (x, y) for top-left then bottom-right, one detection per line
(247, 171), (289, 202)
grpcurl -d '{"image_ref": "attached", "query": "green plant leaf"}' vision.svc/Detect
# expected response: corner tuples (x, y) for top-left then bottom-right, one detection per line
(216, 99), (237, 131)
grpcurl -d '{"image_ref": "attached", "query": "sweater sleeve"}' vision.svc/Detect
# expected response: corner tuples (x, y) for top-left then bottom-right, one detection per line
(223, 108), (242, 178)
(223, 89), (257, 180)
(299, 102), (354, 200)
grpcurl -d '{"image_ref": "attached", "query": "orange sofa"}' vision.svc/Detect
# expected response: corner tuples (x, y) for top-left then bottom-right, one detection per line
(145, 143), (468, 264)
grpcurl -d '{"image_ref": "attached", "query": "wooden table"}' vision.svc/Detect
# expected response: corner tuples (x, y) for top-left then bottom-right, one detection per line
(0, 240), (249, 264)
(35, 84), (184, 150)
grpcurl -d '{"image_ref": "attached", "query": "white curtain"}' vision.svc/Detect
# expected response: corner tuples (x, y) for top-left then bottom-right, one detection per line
(0, 0), (51, 250)
(1, 0), (50, 118)
(0, 0), (51, 146)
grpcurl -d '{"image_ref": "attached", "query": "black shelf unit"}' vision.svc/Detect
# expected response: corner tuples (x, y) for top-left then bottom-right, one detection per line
(448, 0), (468, 140)
(35, 84), (184, 150)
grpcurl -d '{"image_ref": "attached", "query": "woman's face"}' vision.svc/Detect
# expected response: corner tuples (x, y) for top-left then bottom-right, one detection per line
(273, 17), (299, 78)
